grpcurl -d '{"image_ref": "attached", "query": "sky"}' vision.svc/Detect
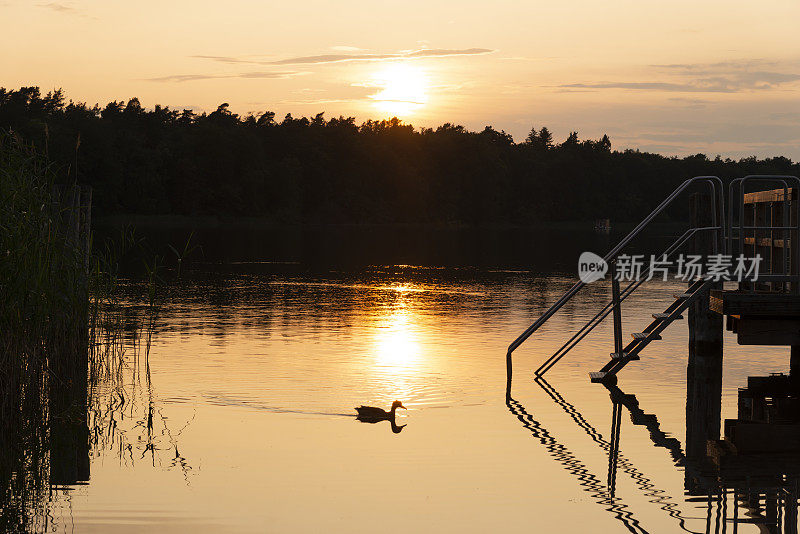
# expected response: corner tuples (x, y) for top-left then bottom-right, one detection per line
(2, 0), (799, 158)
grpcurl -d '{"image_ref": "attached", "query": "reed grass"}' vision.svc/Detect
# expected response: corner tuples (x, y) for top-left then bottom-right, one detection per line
(0, 132), (172, 532)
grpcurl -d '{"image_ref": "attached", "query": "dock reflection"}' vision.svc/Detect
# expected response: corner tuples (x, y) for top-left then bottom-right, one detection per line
(534, 377), (697, 533)
(506, 393), (649, 533)
(511, 375), (800, 533)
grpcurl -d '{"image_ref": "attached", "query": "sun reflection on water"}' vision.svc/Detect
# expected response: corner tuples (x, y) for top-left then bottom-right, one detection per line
(375, 301), (421, 367)
(370, 292), (427, 406)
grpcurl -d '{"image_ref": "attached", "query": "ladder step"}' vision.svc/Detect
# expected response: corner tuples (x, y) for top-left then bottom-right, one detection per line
(589, 371), (612, 383)
(652, 313), (684, 320)
(632, 332), (661, 340)
(632, 414), (659, 425)
(673, 292), (693, 299)
(611, 352), (639, 361)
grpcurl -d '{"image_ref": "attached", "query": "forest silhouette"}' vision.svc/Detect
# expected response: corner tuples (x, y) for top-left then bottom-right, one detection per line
(2, 86), (798, 224)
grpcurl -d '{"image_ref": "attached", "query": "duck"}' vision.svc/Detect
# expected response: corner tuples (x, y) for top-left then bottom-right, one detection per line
(355, 400), (406, 422)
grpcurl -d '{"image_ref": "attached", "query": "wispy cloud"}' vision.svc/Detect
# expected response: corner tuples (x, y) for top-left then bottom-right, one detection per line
(191, 55), (243, 65)
(558, 58), (800, 94)
(329, 46), (365, 52)
(559, 82), (739, 93)
(194, 48), (494, 66)
(37, 2), (84, 15)
(651, 59), (781, 71)
(146, 71), (304, 83)
(498, 56), (553, 61)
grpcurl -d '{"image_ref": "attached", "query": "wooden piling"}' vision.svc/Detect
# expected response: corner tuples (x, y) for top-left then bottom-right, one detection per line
(686, 193), (724, 459)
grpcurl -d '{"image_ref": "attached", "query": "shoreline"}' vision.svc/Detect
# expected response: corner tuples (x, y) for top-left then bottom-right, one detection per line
(94, 213), (686, 232)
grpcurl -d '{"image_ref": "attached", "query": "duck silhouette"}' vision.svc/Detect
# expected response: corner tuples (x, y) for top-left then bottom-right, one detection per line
(355, 400), (407, 433)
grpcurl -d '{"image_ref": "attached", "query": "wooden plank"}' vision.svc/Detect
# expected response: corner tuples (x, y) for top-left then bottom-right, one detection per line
(712, 290), (800, 316)
(710, 290), (724, 314)
(744, 236), (790, 248)
(736, 317), (800, 345)
(744, 188), (794, 204)
(729, 421), (800, 453)
(745, 374), (793, 395)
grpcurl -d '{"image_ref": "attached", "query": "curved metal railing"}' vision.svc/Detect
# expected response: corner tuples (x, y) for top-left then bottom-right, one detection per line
(506, 175), (725, 380)
(728, 175), (800, 293)
(534, 225), (718, 377)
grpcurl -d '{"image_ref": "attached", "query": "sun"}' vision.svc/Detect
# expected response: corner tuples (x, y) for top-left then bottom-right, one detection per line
(369, 63), (429, 116)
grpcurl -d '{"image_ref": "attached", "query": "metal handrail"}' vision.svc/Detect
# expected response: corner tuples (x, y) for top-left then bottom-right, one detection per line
(507, 176), (724, 358)
(534, 225), (718, 377)
(728, 175), (800, 293)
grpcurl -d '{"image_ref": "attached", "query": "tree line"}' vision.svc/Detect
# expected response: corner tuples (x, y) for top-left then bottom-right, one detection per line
(2, 86), (797, 224)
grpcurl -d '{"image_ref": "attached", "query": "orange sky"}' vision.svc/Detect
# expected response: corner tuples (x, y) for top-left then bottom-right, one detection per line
(3, 0), (799, 157)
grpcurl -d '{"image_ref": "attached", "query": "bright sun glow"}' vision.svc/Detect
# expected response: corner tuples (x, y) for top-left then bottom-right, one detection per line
(375, 303), (421, 368)
(369, 63), (429, 116)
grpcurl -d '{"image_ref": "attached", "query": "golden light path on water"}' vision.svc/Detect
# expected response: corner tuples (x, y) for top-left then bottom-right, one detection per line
(373, 284), (424, 403)
(38, 264), (800, 533)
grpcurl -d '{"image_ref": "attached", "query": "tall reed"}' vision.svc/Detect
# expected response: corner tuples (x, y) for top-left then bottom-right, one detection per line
(0, 132), (186, 532)
(0, 131), (87, 532)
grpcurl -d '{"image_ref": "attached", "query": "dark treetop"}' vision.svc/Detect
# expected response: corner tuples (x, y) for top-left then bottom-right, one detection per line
(2, 86), (798, 224)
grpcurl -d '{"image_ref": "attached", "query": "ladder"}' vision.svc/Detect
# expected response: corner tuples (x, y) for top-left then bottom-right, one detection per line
(506, 175), (726, 383)
(589, 278), (710, 383)
(507, 174), (800, 385)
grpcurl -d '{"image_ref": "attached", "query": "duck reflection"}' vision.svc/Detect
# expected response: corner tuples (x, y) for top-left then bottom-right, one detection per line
(355, 400), (407, 433)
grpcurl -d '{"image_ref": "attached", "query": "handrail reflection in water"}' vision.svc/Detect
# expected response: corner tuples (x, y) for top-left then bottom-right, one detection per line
(534, 377), (699, 534)
(505, 394), (649, 534)
(534, 376), (800, 533)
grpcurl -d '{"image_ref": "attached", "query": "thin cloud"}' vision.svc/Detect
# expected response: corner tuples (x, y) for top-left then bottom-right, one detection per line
(194, 48), (494, 66)
(272, 47), (493, 65)
(37, 2), (83, 15)
(404, 48), (493, 59)
(237, 71), (308, 79)
(558, 58), (800, 95)
(559, 82), (738, 93)
(651, 59), (782, 71)
(279, 85), (380, 105)
(330, 46), (365, 52)
(498, 56), (552, 61)
(668, 97), (712, 104)
(146, 71), (303, 83)
(192, 55), (244, 64)
(560, 72), (800, 93)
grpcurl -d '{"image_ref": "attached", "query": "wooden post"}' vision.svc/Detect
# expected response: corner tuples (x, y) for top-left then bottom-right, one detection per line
(611, 260), (623, 358)
(791, 346), (800, 378)
(506, 351), (512, 401)
(686, 192), (724, 459)
(786, 484), (799, 534)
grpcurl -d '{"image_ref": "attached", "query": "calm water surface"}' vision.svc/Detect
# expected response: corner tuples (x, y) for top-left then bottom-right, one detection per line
(33, 227), (799, 532)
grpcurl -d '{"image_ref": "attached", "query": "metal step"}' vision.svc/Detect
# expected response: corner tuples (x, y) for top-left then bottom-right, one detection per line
(589, 371), (615, 383)
(652, 313), (683, 320)
(632, 414), (659, 425)
(610, 352), (639, 361)
(632, 332), (661, 340)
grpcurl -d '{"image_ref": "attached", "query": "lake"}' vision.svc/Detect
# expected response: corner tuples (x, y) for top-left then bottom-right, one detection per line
(10, 225), (797, 533)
